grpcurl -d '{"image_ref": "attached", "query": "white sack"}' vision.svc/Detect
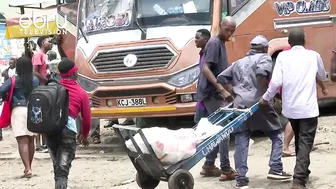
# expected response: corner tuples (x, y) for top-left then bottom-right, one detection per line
(125, 127), (197, 165)
(194, 118), (223, 144)
(125, 119), (223, 165)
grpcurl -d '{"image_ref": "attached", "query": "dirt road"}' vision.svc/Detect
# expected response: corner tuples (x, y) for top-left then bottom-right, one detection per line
(1, 115), (336, 189)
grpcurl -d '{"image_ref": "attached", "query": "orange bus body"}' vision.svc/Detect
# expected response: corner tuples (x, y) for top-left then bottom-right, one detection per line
(57, 0), (336, 119)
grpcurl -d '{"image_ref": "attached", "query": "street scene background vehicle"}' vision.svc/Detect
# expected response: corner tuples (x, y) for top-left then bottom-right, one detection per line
(54, 0), (336, 127)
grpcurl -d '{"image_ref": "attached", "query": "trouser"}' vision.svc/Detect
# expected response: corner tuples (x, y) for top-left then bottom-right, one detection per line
(234, 129), (284, 182)
(194, 108), (208, 124)
(46, 128), (77, 189)
(203, 95), (231, 171)
(279, 115), (289, 128)
(288, 117), (318, 186)
(36, 134), (47, 147)
(76, 118), (100, 138)
(0, 128), (2, 138)
(90, 119), (100, 138)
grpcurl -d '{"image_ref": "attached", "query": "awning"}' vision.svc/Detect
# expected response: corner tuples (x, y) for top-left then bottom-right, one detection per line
(5, 8), (59, 39)
(9, 0), (55, 7)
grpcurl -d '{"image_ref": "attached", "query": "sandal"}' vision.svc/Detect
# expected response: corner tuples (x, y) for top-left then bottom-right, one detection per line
(282, 152), (296, 157)
(21, 170), (32, 179)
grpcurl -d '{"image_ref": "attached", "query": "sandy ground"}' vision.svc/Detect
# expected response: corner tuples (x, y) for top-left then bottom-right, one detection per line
(1, 115), (336, 189)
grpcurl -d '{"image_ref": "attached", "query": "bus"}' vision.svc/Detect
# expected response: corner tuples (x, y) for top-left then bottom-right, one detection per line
(55, 0), (335, 126)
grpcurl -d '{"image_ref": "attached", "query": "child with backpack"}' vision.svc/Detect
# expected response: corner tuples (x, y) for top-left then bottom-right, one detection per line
(29, 58), (91, 189)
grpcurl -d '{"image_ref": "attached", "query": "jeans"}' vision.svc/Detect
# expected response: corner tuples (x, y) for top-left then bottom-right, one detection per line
(46, 128), (77, 189)
(203, 95), (231, 171)
(234, 129), (284, 182)
(194, 108), (208, 124)
(289, 117), (318, 186)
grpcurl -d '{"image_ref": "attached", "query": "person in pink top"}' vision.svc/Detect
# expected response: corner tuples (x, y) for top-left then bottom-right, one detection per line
(32, 36), (53, 153)
(32, 36), (53, 85)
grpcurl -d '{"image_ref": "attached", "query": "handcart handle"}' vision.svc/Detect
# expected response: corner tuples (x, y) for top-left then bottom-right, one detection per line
(219, 103), (259, 115)
(112, 124), (140, 131)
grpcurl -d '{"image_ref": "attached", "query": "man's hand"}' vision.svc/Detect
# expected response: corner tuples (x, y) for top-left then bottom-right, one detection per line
(79, 136), (89, 147)
(220, 89), (234, 102)
(259, 98), (269, 106)
(322, 88), (328, 96)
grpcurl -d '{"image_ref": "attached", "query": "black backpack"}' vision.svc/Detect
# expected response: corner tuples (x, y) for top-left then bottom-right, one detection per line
(27, 79), (69, 134)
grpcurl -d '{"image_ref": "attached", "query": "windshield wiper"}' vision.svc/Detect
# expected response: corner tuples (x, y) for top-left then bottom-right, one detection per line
(79, 27), (89, 43)
(135, 14), (146, 36)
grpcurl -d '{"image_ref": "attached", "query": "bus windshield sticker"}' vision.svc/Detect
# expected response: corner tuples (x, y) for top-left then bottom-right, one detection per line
(81, 0), (134, 33)
(83, 11), (132, 33)
(275, 0), (331, 16)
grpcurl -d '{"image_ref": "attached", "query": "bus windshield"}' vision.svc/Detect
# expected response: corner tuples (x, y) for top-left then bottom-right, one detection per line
(80, 0), (134, 35)
(79, 0), (211, 35)
(137, 0), (211, 27)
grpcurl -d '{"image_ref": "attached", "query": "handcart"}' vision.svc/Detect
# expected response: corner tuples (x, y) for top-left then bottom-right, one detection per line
(113, 103), (259, 189)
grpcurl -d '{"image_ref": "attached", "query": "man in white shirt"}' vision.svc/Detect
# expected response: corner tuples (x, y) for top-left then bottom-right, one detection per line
(260, 28), (327, 189)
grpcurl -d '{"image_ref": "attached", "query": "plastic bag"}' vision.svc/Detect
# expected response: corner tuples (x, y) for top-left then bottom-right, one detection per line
(125, 127), (197, 165)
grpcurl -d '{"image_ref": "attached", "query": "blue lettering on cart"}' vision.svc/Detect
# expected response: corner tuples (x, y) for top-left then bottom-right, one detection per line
(201, 126), (234, 156)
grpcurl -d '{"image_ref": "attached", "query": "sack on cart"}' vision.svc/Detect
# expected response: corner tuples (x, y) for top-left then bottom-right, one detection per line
(194, 118), (222, 144)
(126, 127), (197, 165)
(125, 119), (223, 165)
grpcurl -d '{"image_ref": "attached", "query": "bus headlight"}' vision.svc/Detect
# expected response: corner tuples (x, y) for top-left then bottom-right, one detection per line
(77, 75), (99, 92)
(167, 65), (200, 87)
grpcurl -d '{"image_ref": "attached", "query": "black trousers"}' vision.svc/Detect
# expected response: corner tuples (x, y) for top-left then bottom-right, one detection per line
(46, 128), (77, 189)
(288, 117), (318, 186)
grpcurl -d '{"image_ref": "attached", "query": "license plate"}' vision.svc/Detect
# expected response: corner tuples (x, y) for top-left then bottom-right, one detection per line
(116, 98), (147, 107)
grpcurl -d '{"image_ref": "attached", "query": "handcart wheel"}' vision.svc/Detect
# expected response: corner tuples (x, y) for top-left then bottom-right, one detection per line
(136, 172), (160, 189)
(168, 169), (194, 189)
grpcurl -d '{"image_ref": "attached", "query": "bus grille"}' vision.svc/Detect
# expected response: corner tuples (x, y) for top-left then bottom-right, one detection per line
(91, 45), (176, 73)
